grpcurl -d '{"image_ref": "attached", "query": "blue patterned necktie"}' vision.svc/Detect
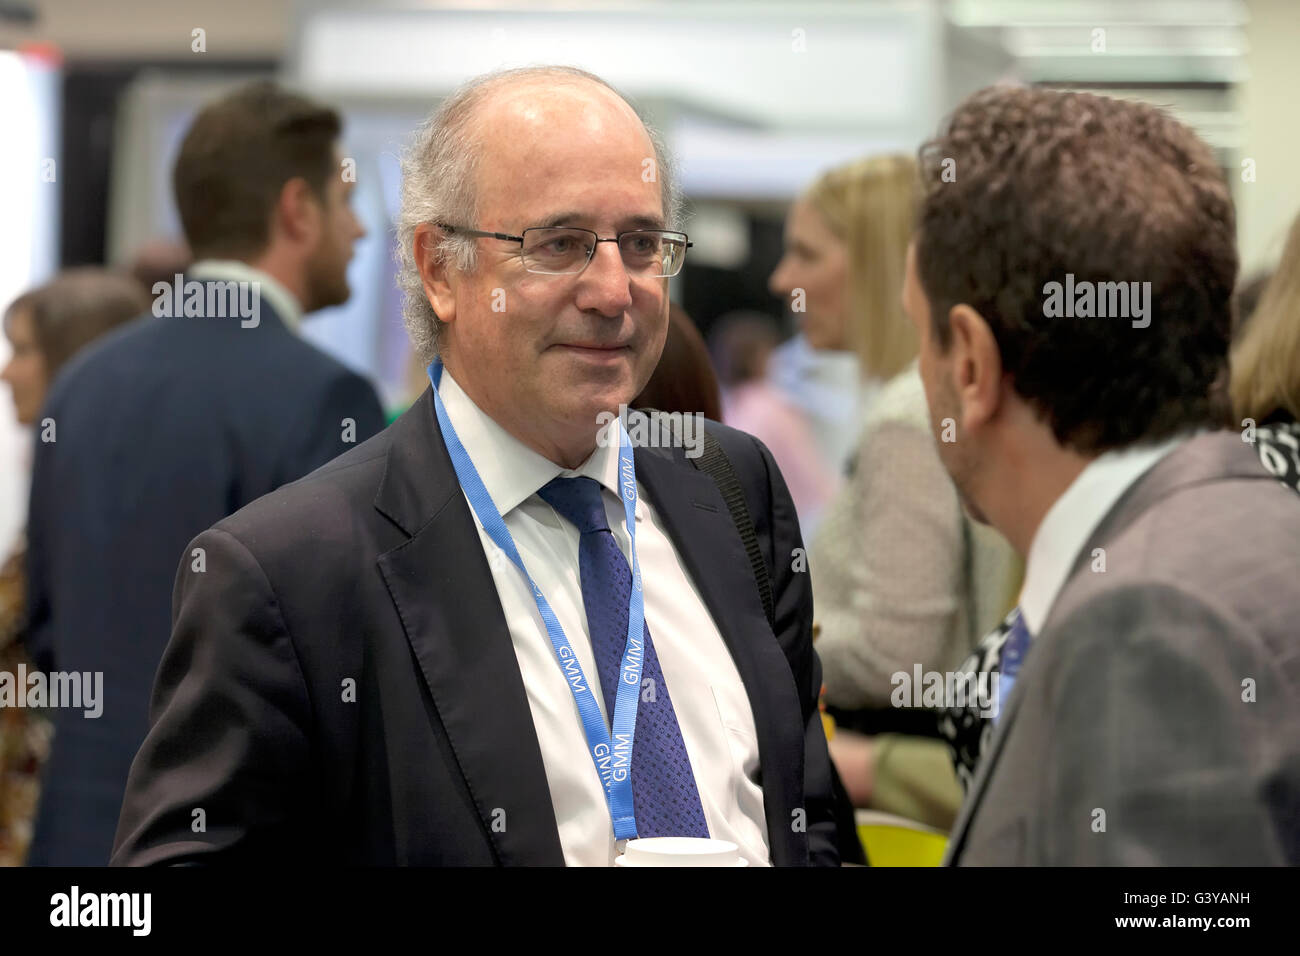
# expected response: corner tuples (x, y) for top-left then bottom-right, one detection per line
(994, 608), (1033, 724)
(537, 475), (710, 839)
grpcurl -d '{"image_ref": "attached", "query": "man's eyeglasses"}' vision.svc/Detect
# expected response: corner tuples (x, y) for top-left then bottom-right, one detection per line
(438, 224), (692, 278)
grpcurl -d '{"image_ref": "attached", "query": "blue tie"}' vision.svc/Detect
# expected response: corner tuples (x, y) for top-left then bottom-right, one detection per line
(994, 608), (1032, 724)
(537, 476), (710, 839)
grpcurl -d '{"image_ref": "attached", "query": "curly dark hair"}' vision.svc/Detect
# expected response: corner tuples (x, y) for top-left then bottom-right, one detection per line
(915, 85), (1237, 453)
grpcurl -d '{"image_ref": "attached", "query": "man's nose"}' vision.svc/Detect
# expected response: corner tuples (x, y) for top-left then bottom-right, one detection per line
(575, 241), (633, 317)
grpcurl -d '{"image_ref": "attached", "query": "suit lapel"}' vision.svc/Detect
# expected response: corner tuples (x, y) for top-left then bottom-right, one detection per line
(635, 443), (808, 866)
(375, 390), (564, 865)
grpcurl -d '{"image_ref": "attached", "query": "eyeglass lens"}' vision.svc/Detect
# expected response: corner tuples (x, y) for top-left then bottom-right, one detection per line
(520, 228), (687, 276)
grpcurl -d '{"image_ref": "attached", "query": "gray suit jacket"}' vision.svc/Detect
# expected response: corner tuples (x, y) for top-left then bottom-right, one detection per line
(945, 431), (1300, 865)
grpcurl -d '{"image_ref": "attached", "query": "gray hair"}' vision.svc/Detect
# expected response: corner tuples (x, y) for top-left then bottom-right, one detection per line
(395, 65), (683, 363)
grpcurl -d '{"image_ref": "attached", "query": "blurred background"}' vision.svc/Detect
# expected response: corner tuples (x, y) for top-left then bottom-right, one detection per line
(0, 0), (1293, 557)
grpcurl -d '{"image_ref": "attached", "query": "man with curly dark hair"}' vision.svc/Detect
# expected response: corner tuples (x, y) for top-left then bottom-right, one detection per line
(904, 85), (1300, 865)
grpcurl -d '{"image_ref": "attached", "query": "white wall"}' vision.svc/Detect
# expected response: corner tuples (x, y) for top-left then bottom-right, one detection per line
(0, 0), (287, 58)
(0, 51), (60, 560)
(1236, 0), (1300, 275)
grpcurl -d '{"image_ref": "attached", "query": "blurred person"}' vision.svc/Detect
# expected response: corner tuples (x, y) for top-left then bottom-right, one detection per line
(767, 152), (926, 458)
(127, 238), (192, 294)
(909, 86), (1299, 865)
(640, 302), (867, 864)
(1, 271), (150, 426)
(0, 269), (149, 865)
(112, 66), (839, 867)
(771, 155), (1019, 831)
(24, 81), (385, 866)
(766, 334), (865, 479)
(769, 156), (918, 373)
(1232, 215), (1300, 496)
(710, 310), (837, 535)
(632, 302), (721, 420)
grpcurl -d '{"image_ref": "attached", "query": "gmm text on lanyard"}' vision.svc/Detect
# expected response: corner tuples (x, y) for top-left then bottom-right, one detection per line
(427, 360), (645, 840)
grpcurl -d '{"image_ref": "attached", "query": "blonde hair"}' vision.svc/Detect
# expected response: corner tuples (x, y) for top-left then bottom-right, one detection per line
(804, 153), (920, 380)
(1231, 213), (1300, 423)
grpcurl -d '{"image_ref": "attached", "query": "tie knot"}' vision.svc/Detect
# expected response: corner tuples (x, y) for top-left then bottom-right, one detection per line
(1000, 608), (1033, 672)
(538, 476), (610, 534)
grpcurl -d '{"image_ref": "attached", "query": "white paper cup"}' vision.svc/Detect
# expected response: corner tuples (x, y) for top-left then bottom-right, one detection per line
(615, 837), (747, 867)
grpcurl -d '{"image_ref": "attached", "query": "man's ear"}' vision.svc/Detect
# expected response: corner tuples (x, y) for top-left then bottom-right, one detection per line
(274, 177), (321, 246)
(947, 303), (1003, 432)
(413, 223), (457, 325)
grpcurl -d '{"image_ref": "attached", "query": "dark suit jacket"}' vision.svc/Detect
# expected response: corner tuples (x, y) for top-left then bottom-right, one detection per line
(24, 288), (385, 865)
(945, 432), (1300, 865)
(110, 388), (839, 866)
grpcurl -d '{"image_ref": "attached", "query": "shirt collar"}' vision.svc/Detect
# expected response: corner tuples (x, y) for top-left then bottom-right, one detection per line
(1019, 432), (1190, 635)
(187, 259), (304, 333)
(436, 367), (640, 520)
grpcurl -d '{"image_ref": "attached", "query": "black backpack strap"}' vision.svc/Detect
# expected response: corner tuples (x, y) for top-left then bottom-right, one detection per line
(691, 429), (776, 631)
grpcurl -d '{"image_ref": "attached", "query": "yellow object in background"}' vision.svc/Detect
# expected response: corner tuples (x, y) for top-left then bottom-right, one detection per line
(855, 810), (948, 867)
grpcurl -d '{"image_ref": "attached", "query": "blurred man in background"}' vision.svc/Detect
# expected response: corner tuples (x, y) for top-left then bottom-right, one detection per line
(24, 80), (385, 865)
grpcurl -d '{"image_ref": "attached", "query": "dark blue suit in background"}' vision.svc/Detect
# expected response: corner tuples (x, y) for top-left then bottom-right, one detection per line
(23, 284), (385, 865)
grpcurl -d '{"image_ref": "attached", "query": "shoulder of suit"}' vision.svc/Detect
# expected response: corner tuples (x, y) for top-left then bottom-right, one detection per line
(632, 413), (771, 495)
(866, 364), (927, 425)
(215, 426), (392, 537)
(699, 416), (780, 485)
(1043, 472), (1300, 648)
(858, 364), (928, 436)
(42, 311), (153, 402)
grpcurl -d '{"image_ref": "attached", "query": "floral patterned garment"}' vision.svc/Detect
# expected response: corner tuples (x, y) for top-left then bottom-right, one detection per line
(0, 540), (52, 866)
(939, 419), (1300, 792)
(1255, 419), (1300, 496)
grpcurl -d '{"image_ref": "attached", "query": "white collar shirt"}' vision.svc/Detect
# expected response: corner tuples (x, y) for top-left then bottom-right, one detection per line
(1019, 434), (1190, 636)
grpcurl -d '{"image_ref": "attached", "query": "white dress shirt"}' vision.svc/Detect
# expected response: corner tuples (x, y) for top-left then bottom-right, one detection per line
(436, 369), (770, 866)
(188, 259), (304, 333)
(1019, 434), (1189, 635)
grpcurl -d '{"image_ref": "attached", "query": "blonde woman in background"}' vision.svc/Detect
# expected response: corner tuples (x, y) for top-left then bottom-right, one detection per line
(1232, 213), (1300, 497)
(769, 154), (1020, 832)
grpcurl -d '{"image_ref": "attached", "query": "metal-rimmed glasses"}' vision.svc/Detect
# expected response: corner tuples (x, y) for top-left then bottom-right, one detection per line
(438, 224), (692, 277)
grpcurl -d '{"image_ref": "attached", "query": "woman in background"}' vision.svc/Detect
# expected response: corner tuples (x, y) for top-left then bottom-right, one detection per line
(769, 154), (1020, 832)
(634, 302), (722, 421)
(1232, 213), (1300, 497)
(0, 268), (148, 865)
(710, 309), (838, 536)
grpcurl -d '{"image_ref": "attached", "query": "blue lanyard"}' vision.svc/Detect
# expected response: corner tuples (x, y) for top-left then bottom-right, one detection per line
(427, 361), (645, 840)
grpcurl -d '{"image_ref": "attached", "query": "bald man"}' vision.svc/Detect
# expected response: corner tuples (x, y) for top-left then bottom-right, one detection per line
(111, 67), (840, 867)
